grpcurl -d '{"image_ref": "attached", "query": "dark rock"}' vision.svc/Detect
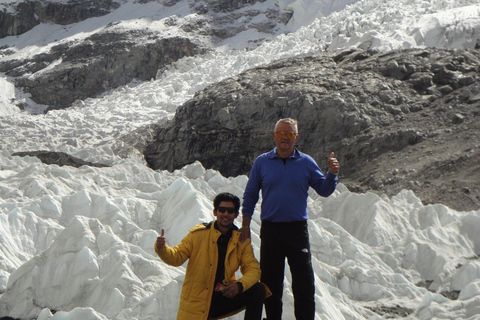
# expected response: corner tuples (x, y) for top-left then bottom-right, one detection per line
(0, 2), (39, 38)
(7, 34), (203, 110)
(452, 113), (465, 124)
(142, 48), (480, 211)
(0, 0), (292, 110)
(468, 94), (480, 104)
(199, 0), (270, 13)
(365, 304), (414, 318)
(0, 0), (120, 38)
(12, 151), (109, 168)
(407, 73), (433, 92)
(35, 0), (120, 25)
(441, 290), (460, 300)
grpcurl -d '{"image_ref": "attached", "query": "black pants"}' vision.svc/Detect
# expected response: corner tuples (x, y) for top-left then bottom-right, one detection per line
(260, 220), (315, 320)
(208, 282), (266, 320)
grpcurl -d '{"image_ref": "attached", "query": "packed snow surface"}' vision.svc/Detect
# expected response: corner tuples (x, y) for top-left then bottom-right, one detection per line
(1, 0), (480, 319)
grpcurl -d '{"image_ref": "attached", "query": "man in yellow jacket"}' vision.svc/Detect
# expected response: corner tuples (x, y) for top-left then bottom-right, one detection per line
(155, 192), (267, 320)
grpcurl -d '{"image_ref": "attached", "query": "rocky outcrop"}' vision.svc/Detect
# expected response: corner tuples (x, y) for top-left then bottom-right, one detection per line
(0, 0), (267, 39)
(0, 0), (292, 111)
(0, 0), (205, 110)
(1, 0), (291, 39)
(1, 31), (202, 110)
(189, 0), (268, 12)
(0, 2), (38, 38)
(0, 0), (120, 38)
(143, 48), (480, 211)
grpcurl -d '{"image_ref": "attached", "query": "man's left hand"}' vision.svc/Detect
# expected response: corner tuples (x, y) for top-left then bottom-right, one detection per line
(328, 152), (340, 175)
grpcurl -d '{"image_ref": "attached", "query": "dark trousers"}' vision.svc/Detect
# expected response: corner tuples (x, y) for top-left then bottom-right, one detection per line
(260, 220), (315, 320)
(208, 282), (266, 320)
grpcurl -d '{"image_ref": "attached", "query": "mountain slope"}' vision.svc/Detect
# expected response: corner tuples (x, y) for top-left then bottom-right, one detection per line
(143, 48), (480, 211)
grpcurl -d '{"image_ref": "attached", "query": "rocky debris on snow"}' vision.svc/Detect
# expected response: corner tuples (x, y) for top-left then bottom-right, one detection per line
(12, 151), (109, 168)
(143, 48), (480, 211)
(365, 305), (414, 318)
(416, 280), (460, 300)
(413, 255), (480, 301)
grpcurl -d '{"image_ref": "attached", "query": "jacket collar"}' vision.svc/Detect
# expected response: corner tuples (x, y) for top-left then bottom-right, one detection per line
(268, 147), (301, 160)
(200, 221), (239, 231)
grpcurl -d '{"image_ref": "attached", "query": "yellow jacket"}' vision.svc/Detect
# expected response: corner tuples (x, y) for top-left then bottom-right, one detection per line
(155, 222), (262, 320)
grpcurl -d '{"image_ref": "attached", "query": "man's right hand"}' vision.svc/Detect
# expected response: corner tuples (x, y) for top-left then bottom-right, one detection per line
(155, 229), (166, 250)
(239, 216), (252, 242)
(239, 227), (251, 242)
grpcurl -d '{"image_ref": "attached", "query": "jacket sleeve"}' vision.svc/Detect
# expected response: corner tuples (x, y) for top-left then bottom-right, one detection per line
(242, 157), (262, 218)
(155, 233), (193, 267)
(236, 239), (261, 291)
(308, 157), (337, 197)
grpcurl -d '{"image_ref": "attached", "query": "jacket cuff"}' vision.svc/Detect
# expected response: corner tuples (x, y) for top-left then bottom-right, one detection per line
(327, 171), (338, 181)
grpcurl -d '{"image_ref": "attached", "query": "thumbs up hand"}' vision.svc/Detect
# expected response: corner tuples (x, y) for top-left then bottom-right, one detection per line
(328, 152), (340, 175)
(155, 229), (166, 250)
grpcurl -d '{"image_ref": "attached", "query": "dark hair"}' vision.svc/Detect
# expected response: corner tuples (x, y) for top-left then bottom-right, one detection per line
(213, 192), (240, 212)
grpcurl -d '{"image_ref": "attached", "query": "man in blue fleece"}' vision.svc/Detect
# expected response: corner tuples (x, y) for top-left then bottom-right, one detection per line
(240, 118), (340, 320)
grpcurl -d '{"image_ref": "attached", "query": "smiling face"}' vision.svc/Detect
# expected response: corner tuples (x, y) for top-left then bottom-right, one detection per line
(273, 121), (299, 157)
(214, 201), (239, 233)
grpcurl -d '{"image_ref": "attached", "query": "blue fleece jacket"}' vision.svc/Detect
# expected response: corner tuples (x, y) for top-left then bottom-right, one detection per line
(242, 148), (337, 222)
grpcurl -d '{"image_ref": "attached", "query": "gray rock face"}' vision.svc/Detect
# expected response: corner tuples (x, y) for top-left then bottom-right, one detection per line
(0, 0), (270, 39)
(143, 48), (480, 211)
(0, 0), (205, 110)
(0, 0), (292, 111)
(191, 0), (267, 12)
(2, 32), (202, 110)
(0, 2), (38, 38)
(0, 0), (120, 38)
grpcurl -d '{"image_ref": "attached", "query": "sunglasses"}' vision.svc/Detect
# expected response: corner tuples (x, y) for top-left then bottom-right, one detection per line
(275, 131), (296, 139)
(217, 206), (237, 214)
